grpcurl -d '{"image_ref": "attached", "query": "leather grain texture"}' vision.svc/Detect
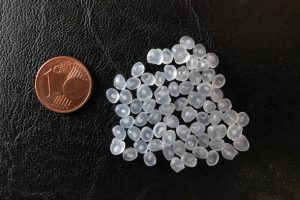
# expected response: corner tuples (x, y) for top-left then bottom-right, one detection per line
(0, 0), (299, 200)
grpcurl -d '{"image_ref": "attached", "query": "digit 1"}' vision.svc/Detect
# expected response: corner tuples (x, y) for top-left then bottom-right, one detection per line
(43, 68), (53, 98)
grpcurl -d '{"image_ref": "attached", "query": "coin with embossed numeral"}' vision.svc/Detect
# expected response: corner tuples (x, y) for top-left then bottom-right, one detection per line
(35, 56), (92, 113)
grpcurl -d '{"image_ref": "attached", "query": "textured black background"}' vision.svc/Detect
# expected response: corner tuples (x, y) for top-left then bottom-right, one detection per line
(0, 0), (300, 200)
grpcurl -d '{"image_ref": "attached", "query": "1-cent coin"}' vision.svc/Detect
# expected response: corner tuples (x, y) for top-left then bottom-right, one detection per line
(35, 56), (92, 113)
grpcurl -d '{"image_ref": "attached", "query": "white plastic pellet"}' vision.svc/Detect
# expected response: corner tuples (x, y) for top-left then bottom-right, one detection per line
(115, 104), (130, 118)
(141, 73), (156, 85)
(122, 147), (138, 161)
(163, 115), (179, 128)
(168, 82), (180, 97)
(140, 126), (154, 142)
(127, 126), (141, 141)
(176, 125), (191, 141)
(205, 53), (219, 68)
(180, 36), (195, 49)
(206, 150), (219, 166)
(233, 135), (250, 151)
(164, 65), (177, 81)
(237, 112), (250, 127)
(134, 140), (148, 154)
(142, 99), (156, 113)
(106, 88), (119, 103)
(189, 122), (205, 137)
(176, 66), (190, 81)
(148, 139), (164, 152)
(162, 146), (175, 161)
(196, 112), (210, 125)
(174, 97), (188, 111)
(172, 44), (190, 64)
(178, 81), (194, 95)
(148, 110), (162, 125)
(181, 152), (197, 167)
(131, 62), (145, 77)
(112, 125), (126, 140)
(119, 89), (132, 104)
(185, 135), (198, 150)
(170, 157), (185, 173)
(134, 112), (148, 127)
(144, 151), (157, 166)
(110, 138), (125, 155)
(193, 44), (206, 59)
(130, 99), (143, 114)
(207, 124), (227, 139)
(192, 146), (208, 159)
(119, 116), (135, 128)
(126, 77), (141, 90)
(173, 140), (186, 157)
(221, 143), (238, 160)
(227, 125), (243, 141)
(181, 106), (197, 123)
(162, 130), (176, 146)
(147, 48), (163, 65)
(113, 74), (126, 90)
(154, 86), (171, 105)
(137, 84), (153, 101)
(223, 110), (239, 126)
(188, 91), (205, 109)
(162, 48), (173, 64)
(153, 122), (167, 138)
(155, 71), (166, 86)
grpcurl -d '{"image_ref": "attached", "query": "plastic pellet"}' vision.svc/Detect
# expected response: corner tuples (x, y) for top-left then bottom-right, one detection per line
(212, 74), (226, 88)
(193, 44), (206, 59)
(113, 74), (126, 90)
(201, 69), (215, 82)
(162, 146), (175, 161)
(147, 48), (163, 65)
(110, 138), (125, 155)
(168, 82), (180, 97)
(203, 100), (216, 113)
(223, 110), (239, 126)
(163, 115), (179, 128)
(176, 125), (191, 141)
(112, 125), (126, 140)
(174, 97), (188, 111)
(162, 130), (176, 146)
(148, 139), (164, 152)
(140, 126), (154, 142)
(221, 143), (238, 160)
(205, 53), (219, 68)
(173, 140), (186, 157)
(189, 70), (202, 85)
(131, 62), (145, 77)
(164, 65), (177, 81)
(210, 88), (224, 102)
(148, 110), (162, 124)
(192, 146), (208, 159)
(176, 66), (189, 81)
(135, 112), (148, 127)
(172, 44), (190, 64)
(119, 89), (132, 104)
(141, 73), (156, 85)
(233, 135), (249, 151)
(185, 135), (198, 150)
(153, 122), (167, 138)
(227, 125), (243, 141)
(196, 112), (210, 125)
(181, 152), (197, 167)
(154, 86), (171, 105)
(115, 104), (130, 117)
(237, 112), (250, 127)
(186, 56), (198, 70)
(209, 138), (225, 151)
(162, 48), (173, 64)
(144, 151), (157, 166)
(134, 140), (148, 154)
(127, 126), (141, 141)
(126, 77), (141, 90)
(106, 88), (119, 103)
(209, 110), (223, 125)
(137, 84), (153, 101)
(189, 122), (205, 137)
(142, 99), (156, 113)
(197, 59), (210, 71)
(197, 82), (213, 96)
(122, 147), (138, 161)
(170, 157), (185, 173)
(188, 91), (206, 109)
(181, 106), (197, 123)
(206, 150), (219, 166)
(155, 71), (166, 86)
(120, 116), (135, 128)
(179, 81), (194, 95)
(130, 99), (143, 114)
(198, 133), (209, 148)
(217, 98), (232, 112)
(207, 124), (227, 139)
(180, 36), (195, 49)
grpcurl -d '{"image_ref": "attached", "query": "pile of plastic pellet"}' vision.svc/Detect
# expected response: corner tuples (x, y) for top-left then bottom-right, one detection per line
(106, 36), (250, 173)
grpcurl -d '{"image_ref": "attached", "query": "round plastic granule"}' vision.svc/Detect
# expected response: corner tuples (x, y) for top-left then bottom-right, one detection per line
(162, 48), (173, 64)
(155, 71), (166, 86)
(176, 66), (190, 81)
(131, 62), (145, 77)
(209, 110), (223, 125)
(207, 124), (227, 139)
(122, 147), (138, 161)
(153, 122), (167, 138)
(206, 150), (219, 166)
(185, 135), (198, 150)
(233, 135), (250, 151)
(170, 157), (185, 173)
(158, 103), (175, 116)
(197, 82), (213, 97)
(162, 130), (176, 146)
(119, 116), (135, 128)
(147, 48), (163, 65)
(126, 77), (141, 90)
(148, 110), (162, 125)
(130, 99), (143, 114)
(181, 106), (197, 123)
(192, 146), (208, 159)
(189, 70), (202, 85)
(210, 88), (224, 102)
(198, 133), (209, 148)
(209, 138), (225, 151)
(168, 82), (180, 97)
(127, 126), (141, 141)
(144, 151), (157, 166)
(221, 143), (238, 160)
(106, 88), (119, 103)
(201, 69), (215, 82)
(189, 122), (205, 137)
(134, 140), (148, 154)
(164, 65), (177, 81)
(134, 112), (148, 127)
(113, 74), (126, 90)
(217, 98), (232, 112)
(227, 125), (243, 141)
(174, 97), (188, 111)
(112, 125), (126, 140)
(148, 139), (164, 152)
(154, 86), (171, 105)
(212, 74), (226, 88)
(140, 126), (154, 142)
(180, 36), (195, 49)
(176, 125), (191, 141)
(186, 56), (198, 70)
(119, 89), (132, 104)
(223, 110), (239, 126)
(172, 44), (190, 64)
(110, 138), (125, 155)
(237, 112), (250, 127)
(141, 72), (155, 85)
(181, 152), (197, 167)
(179, 81), (194, 95)
(163, 115), (179, 128)
(196, 112), (210, 125)
(197, 59), (210, 71)
(142, 99), (156, 113)
(162, 146), (175, 161)
(173, 140), (186, 157)
(205, 53), (219, 68)
(188, 91), (206, 109)
(115, 104), (130, 117)
(193, 44), (206, 59)
(137, 84), (153, 101)
(203, 100), (216, 113)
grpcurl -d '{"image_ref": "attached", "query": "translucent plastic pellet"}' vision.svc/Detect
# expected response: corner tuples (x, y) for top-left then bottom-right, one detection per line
(193, 44), (206, 59)
(212, 74), (225, 88)
(158, 103), (175, 115)
(209, 138), (225, 151)
(217, 98), (232, 112)
(176, 125), (191, 141)
(227, 125), (243, 141)
(209, 110), (223, 125)
(137, 84), (153, 101)
(186, 56), (198, 70)
(174, 97), (188, 111)
(185, 135), (198, 150)
(198, 133), (209, 148)
(162, 146), (175, 161)
(180, 36), (195, 49)
(147, 48), (163, 65)
(148, 110), (162, 125)
(189, 70), (202, 85)
(154, 86), (171, 105)
(144, 151), (157, 166)
(170, 157), (185, 173)
(134, 140), (148, 154)
(205, 53), (219, 68)
(210, 88), (224, 102)
(188, 91), (205, 109)
(181, 106), (197, 123)
(119, 116), (135, 128)
(119, 89), (132, 104)
(110, 138), (125, 155)
(106, 88), (119, 103)
(233, 135), (250, 151)
(168, 82), (180, 97)
(113, 74), (126, 90)
(206, 150), (219, 166)
(127, 126), (141, 141)
(112, 125), (126, 140)
(181, 152), (197, 167)
(134, 112), (148, 127)
(189, 122), (205, 137)
(115, 104), (130, 117)
(196, 112), (210, 125)
(221, 143), (238, 160)
(140, 126), (153, 142)
(148, 139), (164, 152)
(172, 44), (190, 64)
(196, 59), (210, 71)
(203, 100), (216, 113)
(142, 99), (156, 113)
(207, 124), (227, 139)
(164, 65), (177, 81)
(201, 69), (215, 82)
(192, 146), (208, 159)
(179, 81), (194, 95)
(141, 73), (156, 85)
(126, 77), (141, 90)
(131, 62), (145, 77)
(197, 82), (213, 96)
(176, 66), (189, 81)
(173, 140), (186, 156)
(237, 112), (250, 127)
(162, 48), (173, 64)
(153, 122), (167, 138)
(162, 130), (176, 146)
(155, 71), (166, 86)
(122, 147), (138, 161)
(223, 110), (239, 126)
(163, 115), (179, 128)
(130, 99), (143, 114)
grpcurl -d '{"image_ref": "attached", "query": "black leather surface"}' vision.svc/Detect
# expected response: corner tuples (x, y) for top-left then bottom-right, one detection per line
(1, 0), (300, 200)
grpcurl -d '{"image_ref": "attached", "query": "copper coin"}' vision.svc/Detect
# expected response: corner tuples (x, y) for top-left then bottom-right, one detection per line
(35, 56), (92, 113)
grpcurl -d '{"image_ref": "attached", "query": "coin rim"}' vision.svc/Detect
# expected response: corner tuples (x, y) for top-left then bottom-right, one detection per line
(35, 56), (93, 113)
